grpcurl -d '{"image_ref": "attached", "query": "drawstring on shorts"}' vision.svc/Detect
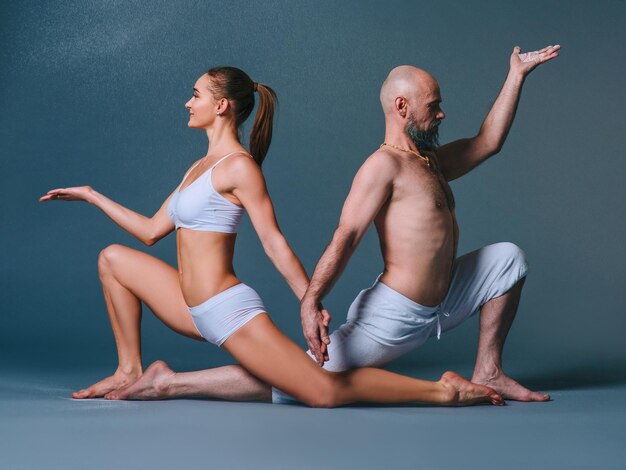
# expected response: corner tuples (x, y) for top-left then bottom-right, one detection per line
(435, 306), (450, 340)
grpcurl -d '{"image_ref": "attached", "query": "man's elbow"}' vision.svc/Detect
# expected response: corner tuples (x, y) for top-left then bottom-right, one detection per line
(490, 140), (505, 156)
(476, 133), (505, 157)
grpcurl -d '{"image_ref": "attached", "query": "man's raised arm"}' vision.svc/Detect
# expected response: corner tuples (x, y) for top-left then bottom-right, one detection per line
(300, 152), (397, 365)
(437, 44), (560, 181)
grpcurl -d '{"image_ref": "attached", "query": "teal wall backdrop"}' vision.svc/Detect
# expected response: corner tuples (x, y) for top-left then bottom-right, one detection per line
(1, 0), (624, 373)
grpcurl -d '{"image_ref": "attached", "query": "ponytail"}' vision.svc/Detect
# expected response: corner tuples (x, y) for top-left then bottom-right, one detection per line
(249, 83), (277, 166)
(205, 66), (278, 167)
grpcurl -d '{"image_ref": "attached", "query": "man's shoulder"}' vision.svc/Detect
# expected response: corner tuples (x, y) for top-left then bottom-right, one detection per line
(359, 148), (402, 176)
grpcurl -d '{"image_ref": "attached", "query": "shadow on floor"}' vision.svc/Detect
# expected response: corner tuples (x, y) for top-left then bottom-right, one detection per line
(515, 358), (626, 391)
(387, 356), (626, 392)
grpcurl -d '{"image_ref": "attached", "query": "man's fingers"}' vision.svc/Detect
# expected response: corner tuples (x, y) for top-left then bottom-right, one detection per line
(320, 309), (332, 326)
(319, 339), (330, 362)
(538, 46), (560, 64)
(545, 45), (561, 58)
(307, 334), (324, 365)
(519, 45), (560, 66)
(320, 329), (331, 345)
(540, 52), (559, 64)
(313, 323), (329, 365)
(544, 44), (560, 53)
(311, 347), (324, 365)
(538, 45), (560, 62)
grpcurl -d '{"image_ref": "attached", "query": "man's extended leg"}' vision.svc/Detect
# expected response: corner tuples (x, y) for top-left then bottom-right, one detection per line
(106, 361), (272, 401)
(470, 278), (549, 401)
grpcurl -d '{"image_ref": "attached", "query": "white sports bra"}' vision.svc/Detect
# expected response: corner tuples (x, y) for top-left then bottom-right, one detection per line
(168, 152), (250, 233)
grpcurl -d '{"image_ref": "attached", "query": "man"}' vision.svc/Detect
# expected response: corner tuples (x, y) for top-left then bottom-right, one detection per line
(296, 45), (559, 402)
(109, 45), (558, 403)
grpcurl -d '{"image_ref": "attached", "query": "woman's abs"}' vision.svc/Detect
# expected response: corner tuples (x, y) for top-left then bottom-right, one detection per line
(175, 229), (239, 306)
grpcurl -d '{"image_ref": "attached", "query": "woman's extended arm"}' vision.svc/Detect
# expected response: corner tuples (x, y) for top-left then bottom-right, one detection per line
(40, 185), (175, 246)
(40, 161), (203, 244)
(230, 158), (309, 300)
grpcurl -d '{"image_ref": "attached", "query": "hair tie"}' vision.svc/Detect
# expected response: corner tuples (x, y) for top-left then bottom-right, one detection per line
(253, 82), (258, 92)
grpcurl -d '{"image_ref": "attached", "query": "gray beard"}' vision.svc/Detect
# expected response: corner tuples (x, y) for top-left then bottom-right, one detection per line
(406, 114), (440, 152)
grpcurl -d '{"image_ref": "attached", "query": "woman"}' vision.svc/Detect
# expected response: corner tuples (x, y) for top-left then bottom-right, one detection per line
(41, 66), (502, 407)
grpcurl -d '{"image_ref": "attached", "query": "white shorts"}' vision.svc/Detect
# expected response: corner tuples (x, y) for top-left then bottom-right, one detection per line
(188, 283), (266, 346)
(272, 242), (528, 404)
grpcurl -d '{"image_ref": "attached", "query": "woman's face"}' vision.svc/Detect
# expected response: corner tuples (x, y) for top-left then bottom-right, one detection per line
(185, 75), (219, 129)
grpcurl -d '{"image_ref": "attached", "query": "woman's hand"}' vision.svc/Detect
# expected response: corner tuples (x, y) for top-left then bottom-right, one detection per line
(39, 183), (175, 245)
(40, 186), (95, 203)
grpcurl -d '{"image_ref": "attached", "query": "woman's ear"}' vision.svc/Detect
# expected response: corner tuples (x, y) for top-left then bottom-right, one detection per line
(216, 98), (230, 116)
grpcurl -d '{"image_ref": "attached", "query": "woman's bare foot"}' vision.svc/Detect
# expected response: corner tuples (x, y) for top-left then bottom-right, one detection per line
(72, 368), (142, 399)
(439, 371), (505, 406)
(105, 360), (175, 400)
(472, 370), (550, 402)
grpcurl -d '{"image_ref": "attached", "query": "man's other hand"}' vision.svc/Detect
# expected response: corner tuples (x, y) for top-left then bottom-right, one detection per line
(300, 298), (331, 366)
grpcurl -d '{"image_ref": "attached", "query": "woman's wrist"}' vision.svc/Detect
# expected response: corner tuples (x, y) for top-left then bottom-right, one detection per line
(85, 187), (100, 206)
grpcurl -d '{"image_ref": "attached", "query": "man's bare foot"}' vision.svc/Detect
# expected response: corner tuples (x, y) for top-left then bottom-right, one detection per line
(105, 360), (175, 400)
(439, 371), (505, 406)
(472, 370), (550, 402)
(72, 368), (142, 399)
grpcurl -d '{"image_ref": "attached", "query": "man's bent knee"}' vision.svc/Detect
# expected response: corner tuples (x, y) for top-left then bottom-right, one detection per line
(493, 242), (528, 277)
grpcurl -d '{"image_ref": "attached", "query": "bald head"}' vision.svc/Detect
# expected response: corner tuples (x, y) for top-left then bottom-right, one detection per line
(379, 65), (445, 151)
(380, 66), (439, 115)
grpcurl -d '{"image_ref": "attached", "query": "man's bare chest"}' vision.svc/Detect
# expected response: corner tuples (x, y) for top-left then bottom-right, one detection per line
(397, 164), (456, 211)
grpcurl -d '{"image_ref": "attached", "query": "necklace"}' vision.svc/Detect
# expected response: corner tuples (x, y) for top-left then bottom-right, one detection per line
(380, 142), (431, 168)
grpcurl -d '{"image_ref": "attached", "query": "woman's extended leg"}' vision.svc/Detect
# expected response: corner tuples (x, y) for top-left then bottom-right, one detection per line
(221, 314), (503, 407)
(74, 244), (268, 400)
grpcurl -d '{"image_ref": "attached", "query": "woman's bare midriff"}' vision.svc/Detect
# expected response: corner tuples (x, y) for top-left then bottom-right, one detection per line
(175, 229), (240, 307)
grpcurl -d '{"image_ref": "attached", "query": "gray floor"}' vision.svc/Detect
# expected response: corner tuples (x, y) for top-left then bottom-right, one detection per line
(2, 361), (625, 470)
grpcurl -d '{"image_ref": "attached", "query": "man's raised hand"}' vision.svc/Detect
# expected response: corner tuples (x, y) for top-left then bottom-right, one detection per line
(511, 44), (560, 76)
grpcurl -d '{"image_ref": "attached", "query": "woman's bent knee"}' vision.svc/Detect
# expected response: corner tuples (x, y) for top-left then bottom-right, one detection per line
(98, 244), (128, 276)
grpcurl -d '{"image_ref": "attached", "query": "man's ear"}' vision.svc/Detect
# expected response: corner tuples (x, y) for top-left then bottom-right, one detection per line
(395, 96), (408, 118)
